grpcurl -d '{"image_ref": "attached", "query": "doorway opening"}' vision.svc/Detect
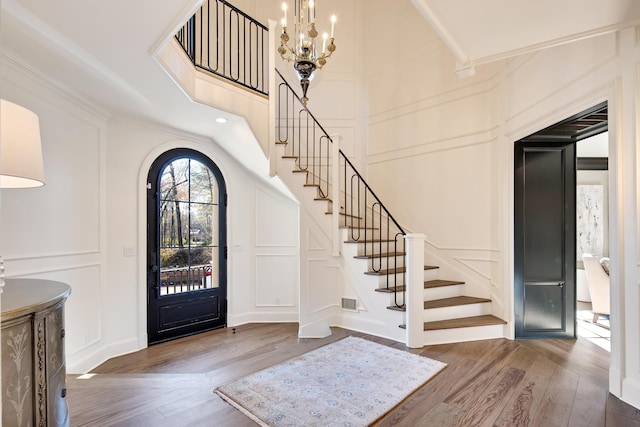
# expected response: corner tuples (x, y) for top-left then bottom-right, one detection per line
(514, 101), (608, 341)
(146, 148), (228, 345)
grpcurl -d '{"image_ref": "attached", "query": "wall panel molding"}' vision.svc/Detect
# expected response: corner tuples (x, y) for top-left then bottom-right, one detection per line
(367, 132), (496, 165)
(366, 77), (497, 126)
(1, 49), (110, 119)
(255, 188), (298, 248)
(5, 250), (101, 261)
(255, 254), (298, 307)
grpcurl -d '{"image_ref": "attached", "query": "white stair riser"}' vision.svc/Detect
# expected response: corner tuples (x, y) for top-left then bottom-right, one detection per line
(351, 258), (405, 274)
(423, 302), (491, 322)
(423, 269), (441, 282)
(371, 266), (440, 289)
(363, 256), (405, 271)
(424, 284), (465, 300)
(347, 241), (405, 256)
(341, 228), (399, 241)
(423, 324), (505, 346)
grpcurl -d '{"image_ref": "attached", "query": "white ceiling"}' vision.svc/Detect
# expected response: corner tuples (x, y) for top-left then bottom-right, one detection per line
(1, 0), (636, 158)
(411, 0), (640, 76)
(0, 0), (276, 174)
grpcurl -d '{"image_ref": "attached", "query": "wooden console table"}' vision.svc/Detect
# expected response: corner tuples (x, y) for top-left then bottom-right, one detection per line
(2, 278), (71, 427)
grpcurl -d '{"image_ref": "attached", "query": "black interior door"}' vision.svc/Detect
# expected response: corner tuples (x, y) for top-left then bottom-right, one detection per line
(147, 148), (227, 345)
(515, 142), (576, 339)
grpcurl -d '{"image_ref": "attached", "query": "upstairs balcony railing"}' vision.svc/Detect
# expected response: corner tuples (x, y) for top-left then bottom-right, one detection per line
(176, 0), (269, 96)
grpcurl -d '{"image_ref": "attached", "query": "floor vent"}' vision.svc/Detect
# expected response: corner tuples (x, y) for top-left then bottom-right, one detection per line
(341, 297), (358, 311)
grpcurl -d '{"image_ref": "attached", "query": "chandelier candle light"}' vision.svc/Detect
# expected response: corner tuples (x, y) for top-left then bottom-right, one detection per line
(278, 0), (336, 106)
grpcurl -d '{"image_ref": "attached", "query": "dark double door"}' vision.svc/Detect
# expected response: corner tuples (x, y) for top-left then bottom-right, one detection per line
(514, 141), (576, 339)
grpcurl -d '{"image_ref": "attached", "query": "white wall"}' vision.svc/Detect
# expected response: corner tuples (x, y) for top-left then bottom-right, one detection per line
(1, 51), (301, 373)
(498, 28), (639, 407)
(361, 0), (502, 308)
(1, 54), (109, 372)
(103, 119), (300, 373)
(357, 0), (640, 408)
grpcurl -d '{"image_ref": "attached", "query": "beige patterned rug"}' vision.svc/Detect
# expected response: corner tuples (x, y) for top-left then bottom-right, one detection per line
(214, 336), (447, 426)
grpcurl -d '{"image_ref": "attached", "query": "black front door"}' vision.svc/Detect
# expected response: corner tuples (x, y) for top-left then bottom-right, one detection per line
(514, 141), (576, 339)
(147, 148), (227, 344)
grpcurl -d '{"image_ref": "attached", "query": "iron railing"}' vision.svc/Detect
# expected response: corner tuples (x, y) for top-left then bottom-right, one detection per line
(275, 69), (407, 308)
(175, 0), (269, 96)
(174, 0), (408, 308)
(276, 69), (332, 199)
(340, 153), (407, 308)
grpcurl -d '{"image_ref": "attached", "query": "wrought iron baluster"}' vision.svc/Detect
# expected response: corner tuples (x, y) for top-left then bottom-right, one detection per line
(175, 0), (268, 95)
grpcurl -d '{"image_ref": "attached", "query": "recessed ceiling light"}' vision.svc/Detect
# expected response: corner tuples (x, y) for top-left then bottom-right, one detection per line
(216, 117), (227, 124)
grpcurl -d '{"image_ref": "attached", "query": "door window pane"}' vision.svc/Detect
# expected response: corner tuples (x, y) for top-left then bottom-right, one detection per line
(159, 158), (219, 296)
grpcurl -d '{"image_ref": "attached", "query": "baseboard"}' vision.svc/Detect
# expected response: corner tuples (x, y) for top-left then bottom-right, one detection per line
(621, 377), (640, 409)
(66, 337), (140, 374)
(333, 314), (406, 344)
(228, 311), (299, 327)
(298, 318), (332, 338)
(609, 366), (622, 397)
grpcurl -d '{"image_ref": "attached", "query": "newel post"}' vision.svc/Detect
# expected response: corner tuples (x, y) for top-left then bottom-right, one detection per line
(404, 233), (426, 348)
(331, 134), (342, 257)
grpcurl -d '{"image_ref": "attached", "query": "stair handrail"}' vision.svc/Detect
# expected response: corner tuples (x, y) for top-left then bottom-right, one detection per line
(340, 149), (407, 308)
(339, 151), (406, 235)
(274, 70), (331, 137)
(275, 68), (333, 199)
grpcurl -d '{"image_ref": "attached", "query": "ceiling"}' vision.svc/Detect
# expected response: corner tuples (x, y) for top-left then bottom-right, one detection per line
(0, 0), (634, 163)
(0, 0), (275, 173)
(411, 0), (640, 76)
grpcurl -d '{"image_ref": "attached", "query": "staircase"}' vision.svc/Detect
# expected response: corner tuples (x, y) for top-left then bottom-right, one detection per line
(172, 0), (506, 347)
(273, 69), (505, 345)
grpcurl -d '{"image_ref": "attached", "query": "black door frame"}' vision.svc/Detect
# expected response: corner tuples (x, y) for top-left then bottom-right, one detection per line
(146, 148), (228, 344)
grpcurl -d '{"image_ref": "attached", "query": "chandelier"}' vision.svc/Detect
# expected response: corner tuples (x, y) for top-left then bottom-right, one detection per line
(278, 0), (336, 106)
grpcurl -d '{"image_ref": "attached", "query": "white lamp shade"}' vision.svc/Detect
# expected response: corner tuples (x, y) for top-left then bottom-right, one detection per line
(0, 99), (45, 188)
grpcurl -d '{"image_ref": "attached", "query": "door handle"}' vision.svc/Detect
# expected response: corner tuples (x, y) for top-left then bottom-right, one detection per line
(525, 281), (566, 286)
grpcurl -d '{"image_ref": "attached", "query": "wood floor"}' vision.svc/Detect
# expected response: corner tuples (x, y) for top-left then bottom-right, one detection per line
(67, 323), (640, 426)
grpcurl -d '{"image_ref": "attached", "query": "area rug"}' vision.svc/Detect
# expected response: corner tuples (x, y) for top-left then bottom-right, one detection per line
(214, 336), (447, 426)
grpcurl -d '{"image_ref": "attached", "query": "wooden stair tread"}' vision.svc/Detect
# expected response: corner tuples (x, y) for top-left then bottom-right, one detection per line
(340, 226), (379, 231)
(324, 212), (363, 220)
(424, 279), (465, 289)
(354, 252), (406, 259)
(315, 197), (331, 202)
(375, 286), (405, 294)
(423, 315), (506, 331)
(281, 155), (298, 159)
(365, 265), (438, 276)
(424, 296), (491, 310)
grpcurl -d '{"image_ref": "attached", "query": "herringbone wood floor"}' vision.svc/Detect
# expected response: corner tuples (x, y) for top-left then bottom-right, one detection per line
(67, 323), (640, 426)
